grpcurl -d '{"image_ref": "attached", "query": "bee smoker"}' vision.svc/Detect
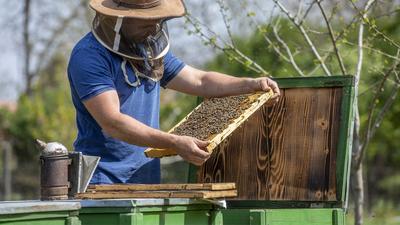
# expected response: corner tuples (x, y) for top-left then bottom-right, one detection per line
(38, 140), (100, 200)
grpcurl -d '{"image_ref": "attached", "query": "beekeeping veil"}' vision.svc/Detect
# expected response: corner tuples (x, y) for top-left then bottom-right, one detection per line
(89, 0), (186, 85)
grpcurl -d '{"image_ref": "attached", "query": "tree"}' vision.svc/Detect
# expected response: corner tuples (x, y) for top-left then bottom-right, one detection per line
(20, 0), (90, 95)
(0, 54), (76, 199)
(185, 1), (400, 224)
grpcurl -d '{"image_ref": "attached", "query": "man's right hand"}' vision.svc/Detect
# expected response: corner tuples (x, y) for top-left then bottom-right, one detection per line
(173, 136), (211, 166)
(82, 90), (210, 166)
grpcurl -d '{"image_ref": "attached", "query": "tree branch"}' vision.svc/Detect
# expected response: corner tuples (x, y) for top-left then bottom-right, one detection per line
(307, 11), (360, 75)
(23, 0), (32, 95)
(343, 40), (400, 61)
(348, 0), (400, 49)
(272, 0), (332, 76)
(369, 82), (400, 140)
(33, 0), (87, 77)
(272, 24), (305, 76)
(357, 52), (400, 169)
(354, 0), (377, 88)
(216, 0), (236, 47)
(316, 0), (347, 75)
(296, 0), (305, 19)
(185, 14), (270, 75)
(247, 15), (290, 63)
(298, 1), (316, 25)
(245, 5), (305, 77)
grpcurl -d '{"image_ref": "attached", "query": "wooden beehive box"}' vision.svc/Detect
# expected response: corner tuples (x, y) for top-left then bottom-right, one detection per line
(146, 76), (354, 208)
(188, 76), (355, 208)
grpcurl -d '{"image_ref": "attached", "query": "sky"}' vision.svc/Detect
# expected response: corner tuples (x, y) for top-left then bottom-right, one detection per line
(0, 0), (275, 101)
(0, 6), (20, 101)
(0, 1), (214, 101)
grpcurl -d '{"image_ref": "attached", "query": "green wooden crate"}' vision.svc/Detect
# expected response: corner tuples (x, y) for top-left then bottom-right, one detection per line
(211, 208), (345, 225)
(78, 199), (217, 225)
(0, 201), (81, 225)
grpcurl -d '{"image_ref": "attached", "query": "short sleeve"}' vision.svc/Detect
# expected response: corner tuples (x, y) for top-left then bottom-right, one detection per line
(68, 47), (115, 101)
(160, 51), (186, 88)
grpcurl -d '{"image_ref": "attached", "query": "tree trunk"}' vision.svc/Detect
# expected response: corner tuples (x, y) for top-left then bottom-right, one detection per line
(2, 141), (12, 200)
(351, 106), (364, 225)
(23, 0), (33, 96)
(352, 166), (364, 225)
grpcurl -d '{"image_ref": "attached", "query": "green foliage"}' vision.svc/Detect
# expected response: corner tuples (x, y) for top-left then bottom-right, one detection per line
(0, 54), (76, 199)
(378, 173), (400, 198)
(206, 19), (346, 77)
(159, 91), (198, 131)
(204, 16), (400, 205)
(346, 200), (400, 225)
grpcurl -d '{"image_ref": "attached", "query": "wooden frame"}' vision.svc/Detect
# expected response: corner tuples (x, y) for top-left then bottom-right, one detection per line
(144, 91), (275, 158)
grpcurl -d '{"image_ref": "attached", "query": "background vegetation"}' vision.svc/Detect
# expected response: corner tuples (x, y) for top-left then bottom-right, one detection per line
(0, 1), (399, 225)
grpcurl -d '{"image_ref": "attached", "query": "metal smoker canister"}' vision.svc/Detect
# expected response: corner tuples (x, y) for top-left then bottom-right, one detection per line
(40, 154), (70, 200)
(39, 141), (70, 200)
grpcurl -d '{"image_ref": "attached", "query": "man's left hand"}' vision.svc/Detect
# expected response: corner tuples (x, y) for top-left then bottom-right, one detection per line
(251, 77), (280, 104)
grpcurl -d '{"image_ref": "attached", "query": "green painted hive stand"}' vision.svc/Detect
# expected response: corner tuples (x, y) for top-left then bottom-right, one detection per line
(189, 76), (355, 225)
(0, 201), (81, 225)
(78, 199), (220, 225)
(212, 208), (345, 225)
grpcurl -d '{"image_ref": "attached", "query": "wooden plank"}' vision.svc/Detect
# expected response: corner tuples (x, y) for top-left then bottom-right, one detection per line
(197, 87), (342, 201)
(75, 190), (237, 200)
(336, 85), (355, 205)
(226, 200), (341, 208)
(274, 76), (354, 88)
(327, 88), (342, 201)
(87, 183), (236, 191)
(198, 105), (268, 200)
(144, 91), (275, 158)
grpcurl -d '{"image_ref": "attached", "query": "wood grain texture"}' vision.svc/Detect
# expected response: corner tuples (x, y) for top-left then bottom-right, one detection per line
(75, 190), (238, 199)
(87, 183), (236, 191)
(197, 88), (342, 201)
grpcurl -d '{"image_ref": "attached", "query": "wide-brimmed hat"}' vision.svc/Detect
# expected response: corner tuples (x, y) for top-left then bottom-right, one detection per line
(90, 0), (186, 19)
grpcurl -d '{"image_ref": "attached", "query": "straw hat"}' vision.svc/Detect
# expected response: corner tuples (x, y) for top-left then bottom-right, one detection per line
(90, 0), (186, 19)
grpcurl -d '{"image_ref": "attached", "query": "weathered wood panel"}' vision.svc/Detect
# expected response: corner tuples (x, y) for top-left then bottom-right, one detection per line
(76, 190), (237, 199)
(197, 88), (342, 201)
(87, 183), (236, 191)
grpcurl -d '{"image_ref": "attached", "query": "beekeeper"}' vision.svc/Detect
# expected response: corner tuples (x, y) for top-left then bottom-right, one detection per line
(67, 0), (280, 184)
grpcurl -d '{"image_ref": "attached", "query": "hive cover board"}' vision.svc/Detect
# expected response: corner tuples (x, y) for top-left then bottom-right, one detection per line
(195, 77), (354, 202)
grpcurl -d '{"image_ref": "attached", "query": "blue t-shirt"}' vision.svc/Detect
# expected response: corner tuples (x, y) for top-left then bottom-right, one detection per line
(67, 32), (185, 184)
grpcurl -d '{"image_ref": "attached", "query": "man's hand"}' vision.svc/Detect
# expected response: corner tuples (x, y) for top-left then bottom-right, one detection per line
(252, 77), (280, 104)
(167, 66), (281, 99)
(173, 135), (211, 166)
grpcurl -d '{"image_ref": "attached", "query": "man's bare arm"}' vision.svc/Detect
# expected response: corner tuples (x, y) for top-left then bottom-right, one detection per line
(83, 90), (210, 165)
(166, 65), (280, 99)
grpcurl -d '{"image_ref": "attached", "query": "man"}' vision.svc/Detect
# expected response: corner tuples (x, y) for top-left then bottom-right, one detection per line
(68, 0), (280, 184)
